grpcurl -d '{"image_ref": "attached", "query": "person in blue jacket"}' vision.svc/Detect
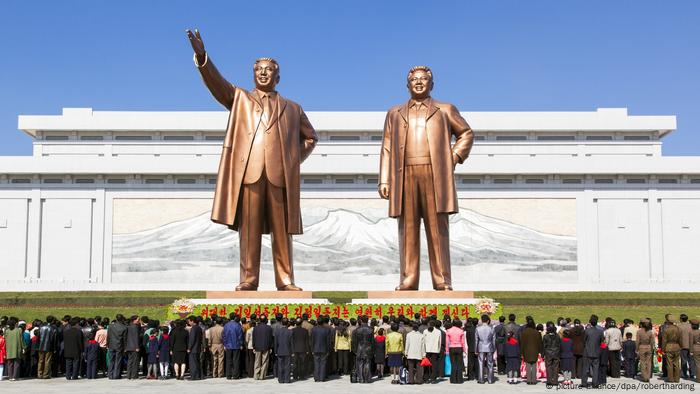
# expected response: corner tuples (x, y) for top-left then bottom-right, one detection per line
(223, 313), (245, 379)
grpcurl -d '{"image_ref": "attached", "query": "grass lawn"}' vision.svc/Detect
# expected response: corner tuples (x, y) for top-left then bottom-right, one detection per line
(499, 305), (700, 325)
(0, 291), (205, 322)
(1, 291), (698, 324)
(0, 306), (171, 322)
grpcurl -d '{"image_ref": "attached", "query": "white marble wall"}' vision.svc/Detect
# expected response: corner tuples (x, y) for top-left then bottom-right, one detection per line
(1, 189), (699, 291)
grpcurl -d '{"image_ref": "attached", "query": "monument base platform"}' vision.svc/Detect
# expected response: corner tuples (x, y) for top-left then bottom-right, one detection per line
(367, 290), (474, 299)
(172, 291), (498, 320)
(206, 290), (313, 299)
(205, 290), (474, 300)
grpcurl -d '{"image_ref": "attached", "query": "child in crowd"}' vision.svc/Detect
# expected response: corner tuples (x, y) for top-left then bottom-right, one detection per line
(146, 329), (159, 379)
(622, 332), (637, 378)
(158, 326), (171, 380)
(85, 332), (99, 379)
(0, 329), (6, 381)
(504, 331), (520, 384)
(560, 329), (574, 385)
(30, 328), (40, 377)
(598, 342), (608, 385)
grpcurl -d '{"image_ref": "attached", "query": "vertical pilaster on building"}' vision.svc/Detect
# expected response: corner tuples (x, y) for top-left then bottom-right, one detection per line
(647, 189), (664, 281)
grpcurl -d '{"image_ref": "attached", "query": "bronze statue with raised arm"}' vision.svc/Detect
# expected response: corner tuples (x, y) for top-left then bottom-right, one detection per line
(379, 66), (474, 291)
(187, 29), (317, 291)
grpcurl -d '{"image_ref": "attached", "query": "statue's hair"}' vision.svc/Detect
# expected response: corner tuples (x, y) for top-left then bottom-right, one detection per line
(407, 65), (433, 81)
(254, 57), (279, 70)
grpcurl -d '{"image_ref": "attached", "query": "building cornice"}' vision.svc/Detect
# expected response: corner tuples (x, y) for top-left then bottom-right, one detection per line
(17, 107), (677, 137)
(1, 155), (698, 176)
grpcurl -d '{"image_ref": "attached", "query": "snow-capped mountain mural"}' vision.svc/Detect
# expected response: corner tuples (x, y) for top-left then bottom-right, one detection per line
(111, 201), (577, 287)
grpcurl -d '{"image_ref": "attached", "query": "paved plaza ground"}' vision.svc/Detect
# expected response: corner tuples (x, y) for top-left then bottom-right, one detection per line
(1, 374), (696, 393)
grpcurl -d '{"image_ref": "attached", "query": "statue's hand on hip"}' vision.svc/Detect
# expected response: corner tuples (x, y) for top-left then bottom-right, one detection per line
(378, 183), (390, 200)
(452, 153), (460, 170)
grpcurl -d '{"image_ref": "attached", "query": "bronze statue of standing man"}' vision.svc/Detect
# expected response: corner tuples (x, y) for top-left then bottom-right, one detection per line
(187, 29), (317, 291)
(379, 66), (474, 291)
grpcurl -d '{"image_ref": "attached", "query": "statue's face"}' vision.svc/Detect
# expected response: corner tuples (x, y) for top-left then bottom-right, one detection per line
(254, 60), (280, 92)
(407, 69), (433, 100)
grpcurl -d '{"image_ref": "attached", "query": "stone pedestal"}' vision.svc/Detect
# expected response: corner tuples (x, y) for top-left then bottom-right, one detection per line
(366, 290), (474, 299)
(205, 290), (314, 299)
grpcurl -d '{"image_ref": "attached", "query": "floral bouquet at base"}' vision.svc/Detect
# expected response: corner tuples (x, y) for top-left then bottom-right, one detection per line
(474, 298), (497, 316)
(653, 348), (662, 373)
(171, 298), (195, 318)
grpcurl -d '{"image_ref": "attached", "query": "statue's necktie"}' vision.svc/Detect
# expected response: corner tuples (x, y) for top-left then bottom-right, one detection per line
(263, 95), (273, 131)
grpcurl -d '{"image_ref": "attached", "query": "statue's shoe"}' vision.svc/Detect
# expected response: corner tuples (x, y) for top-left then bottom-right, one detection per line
(434, 284), (453, 291)
(395, 284), (418, 291)
(278, 284), (303, 291)
(235, 282), (257, 291)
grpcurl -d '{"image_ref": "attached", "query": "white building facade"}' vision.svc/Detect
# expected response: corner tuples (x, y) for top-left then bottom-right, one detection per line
(1, 107), (699, 291)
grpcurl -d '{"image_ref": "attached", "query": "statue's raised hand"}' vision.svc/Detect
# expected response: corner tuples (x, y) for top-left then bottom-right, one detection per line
(186, 29), (206, 56)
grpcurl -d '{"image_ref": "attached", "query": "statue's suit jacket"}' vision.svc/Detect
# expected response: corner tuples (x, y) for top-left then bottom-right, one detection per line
(196, 55), (318, 234)
(379, 98), (474, 218)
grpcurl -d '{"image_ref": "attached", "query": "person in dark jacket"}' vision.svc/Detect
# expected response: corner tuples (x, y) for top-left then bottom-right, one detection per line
(505, 332), (521, 384)
(62, 317), (84, 380)
(271, 314), (285, 379)
(570, 319), (584, 379)
(79, 319), (94, 378)
(29, 327), (40, 378)
(125, 316), (142, 380)
(187, 316), (203, 380)
(520, 320), (542, 385)
(85, 332), (99, 379)
(107, 314), (127, 379)
(223, 313), (244, 379)
(311, 316), (333, 382)
(580, 315), (603, 388)
(560, 329), (575, 384)
(505, 314), (521, 342)
(158, 326), (170, 379)
(274, 318), (293, 383)
(253, 315), (273, 380)
(622, 332), (636, 378)
(352, 315), (374, 383)
(494, 316), (507, 375)
(36, 316), (58, 379)
(464, 318), (478, 381)
(291, 318), (310, 380)
(542, 322), (561, 386)
(170, 320), (188, 379)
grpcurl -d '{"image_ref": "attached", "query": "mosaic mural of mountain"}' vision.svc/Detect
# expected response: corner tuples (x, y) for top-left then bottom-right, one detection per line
(112, 205), (577, 284)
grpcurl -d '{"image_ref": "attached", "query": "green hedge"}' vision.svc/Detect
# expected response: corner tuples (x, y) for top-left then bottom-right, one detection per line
(0, 291), (205, 307)
(477, 292), (700, 306)
(0, 307), (169, 322)
(311, 291), (368, 304)
(2, 291), (698, 325)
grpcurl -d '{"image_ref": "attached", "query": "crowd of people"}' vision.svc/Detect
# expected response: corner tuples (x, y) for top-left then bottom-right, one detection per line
(0, 311), (698, 388)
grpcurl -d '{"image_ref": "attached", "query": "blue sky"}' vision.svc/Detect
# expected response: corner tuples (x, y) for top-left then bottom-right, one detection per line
(1, 1), (698, 155)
